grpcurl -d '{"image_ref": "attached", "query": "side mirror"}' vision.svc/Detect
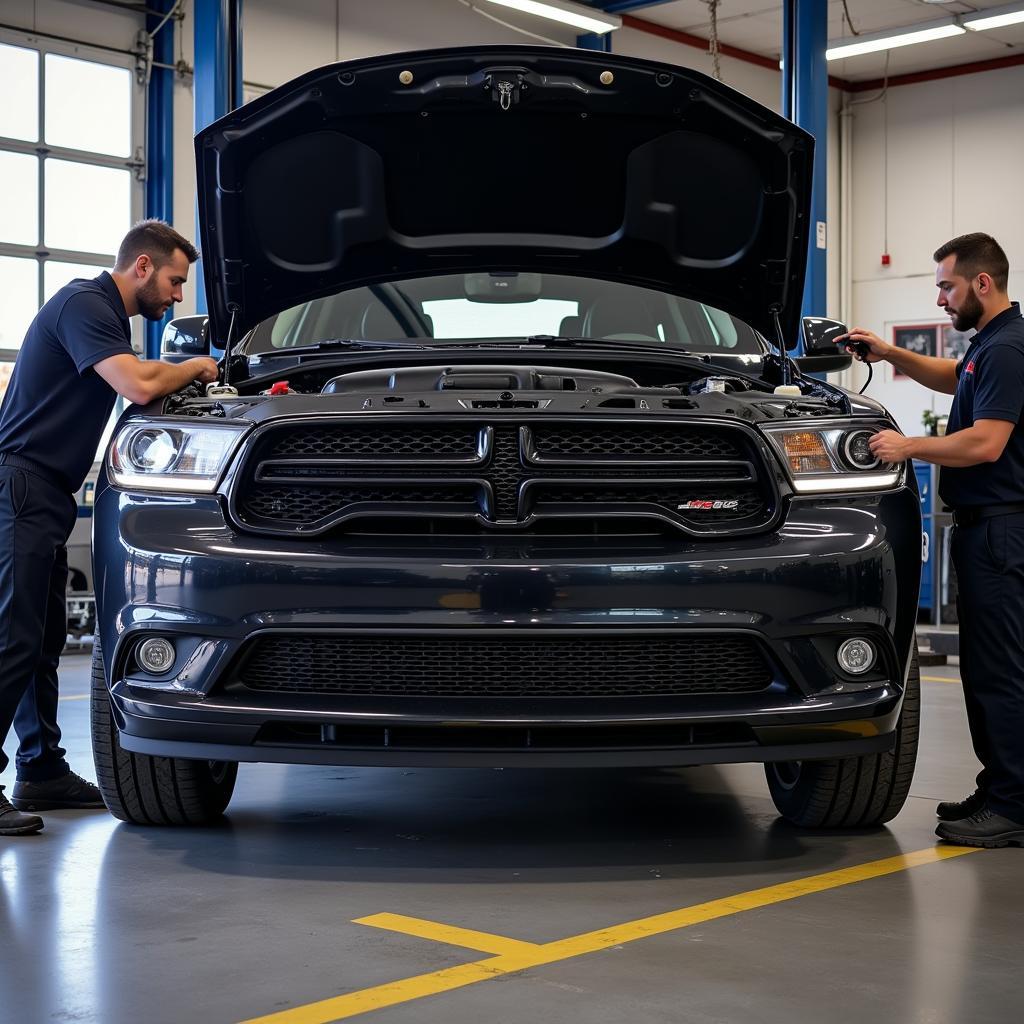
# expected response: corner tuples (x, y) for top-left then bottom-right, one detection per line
(796, 316), (852, 373)
(801, 316), (849, 354)
(161, 315), (210, 360)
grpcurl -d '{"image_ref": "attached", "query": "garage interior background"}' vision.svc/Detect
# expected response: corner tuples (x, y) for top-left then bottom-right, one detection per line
(1, 0), (1023, 441)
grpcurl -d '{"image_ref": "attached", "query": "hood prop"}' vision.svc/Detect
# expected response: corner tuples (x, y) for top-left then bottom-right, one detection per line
(769, 306), (801, 396)
(208, 303), (240, 398)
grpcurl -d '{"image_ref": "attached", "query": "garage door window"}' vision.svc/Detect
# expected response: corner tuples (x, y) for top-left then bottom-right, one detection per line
(0, 36), (141, 381)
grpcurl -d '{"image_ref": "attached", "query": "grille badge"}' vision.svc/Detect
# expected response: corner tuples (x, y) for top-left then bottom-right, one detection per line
(677, 499), (741, 511)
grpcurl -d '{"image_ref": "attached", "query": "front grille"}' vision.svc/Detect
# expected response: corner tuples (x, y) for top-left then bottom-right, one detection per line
(236, 634), (774, 698)
(242, 484), (480, 524)
(266, 424), (480, 459)
(531, 424), (743, 460)
(231, 417), (776, 536)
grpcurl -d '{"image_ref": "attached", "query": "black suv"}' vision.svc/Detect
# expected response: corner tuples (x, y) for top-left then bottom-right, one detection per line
(90, 47), (921, 829)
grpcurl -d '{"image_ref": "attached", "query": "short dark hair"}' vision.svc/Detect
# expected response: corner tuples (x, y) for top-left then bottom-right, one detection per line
(933, 232), (1009, 292)
(115, 219), (199, 271)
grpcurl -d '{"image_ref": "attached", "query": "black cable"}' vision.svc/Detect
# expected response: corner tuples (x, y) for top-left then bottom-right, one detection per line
(859, 360), (872, 394)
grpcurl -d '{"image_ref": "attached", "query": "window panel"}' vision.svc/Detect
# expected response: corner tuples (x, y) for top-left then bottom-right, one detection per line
(0, 43), (39, 142)
(44, 159), (130, 255)
(44, 54), (131, 157)
(422, 298), (578, 339)
(0, 256), (39, 350)
(44, 260), (111, 302)
(0, 151), (39, 245)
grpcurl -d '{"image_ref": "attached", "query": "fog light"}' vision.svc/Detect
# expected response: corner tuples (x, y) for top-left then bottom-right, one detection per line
(837, 638), (875, 675)
(137, 637), (175, 674)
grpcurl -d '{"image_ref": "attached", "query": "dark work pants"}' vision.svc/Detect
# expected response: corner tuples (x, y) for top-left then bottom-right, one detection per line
(951, 511), (1024, 822)
(0, 465), (77, 781)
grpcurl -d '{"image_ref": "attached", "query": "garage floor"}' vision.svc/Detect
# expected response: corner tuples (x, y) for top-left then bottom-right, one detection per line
(1, 656), (1021, 1024)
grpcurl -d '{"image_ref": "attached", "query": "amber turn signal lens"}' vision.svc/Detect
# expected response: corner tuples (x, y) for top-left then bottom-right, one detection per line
(781, 432), (833, 474)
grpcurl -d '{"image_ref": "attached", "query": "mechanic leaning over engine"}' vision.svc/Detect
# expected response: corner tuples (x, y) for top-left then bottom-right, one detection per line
(841, 232), (1024, 849)
(0, 220), (219, 836)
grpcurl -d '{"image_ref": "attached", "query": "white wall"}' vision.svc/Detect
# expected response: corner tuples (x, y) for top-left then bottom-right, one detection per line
(847, 64), (1024, 434)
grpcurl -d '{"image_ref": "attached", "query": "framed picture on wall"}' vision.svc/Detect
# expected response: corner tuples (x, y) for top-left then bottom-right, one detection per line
(941, 323), (973, 363)
(891, 324), (938, 378)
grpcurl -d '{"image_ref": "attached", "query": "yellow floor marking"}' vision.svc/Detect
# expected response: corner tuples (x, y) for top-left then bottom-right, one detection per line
(237, 845), (982, 1024)
(58, 694), (89, 702)
(355, 913), (540, 957)
(922, 674), (960, 683)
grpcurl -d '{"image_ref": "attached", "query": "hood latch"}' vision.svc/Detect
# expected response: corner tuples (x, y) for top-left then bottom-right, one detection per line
(486, 71), (526, 111)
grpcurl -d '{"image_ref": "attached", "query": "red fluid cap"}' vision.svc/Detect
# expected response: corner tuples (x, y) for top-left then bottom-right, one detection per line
(268, 381), (290, 395)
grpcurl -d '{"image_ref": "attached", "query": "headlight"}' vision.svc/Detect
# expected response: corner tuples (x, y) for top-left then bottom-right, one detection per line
(762, 423), (902, 493)
(108, 420), (249, 491)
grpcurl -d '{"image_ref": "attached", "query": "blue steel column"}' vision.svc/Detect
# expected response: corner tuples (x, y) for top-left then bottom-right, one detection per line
(194, 0), (243, 317)
(576, 33), (612, 51)
(144, 0), (176, 359)
(782, 0), (828, 328)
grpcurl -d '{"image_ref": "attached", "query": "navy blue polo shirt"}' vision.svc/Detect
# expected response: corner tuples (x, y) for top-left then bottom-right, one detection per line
(0, 272), (135, 493)
(939, 301), (1024, 508)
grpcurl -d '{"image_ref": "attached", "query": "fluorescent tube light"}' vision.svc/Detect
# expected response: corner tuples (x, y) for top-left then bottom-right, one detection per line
(964, 4), (1024, 31)
(481, 0), (622, 35)
(826, 22), (965, 60)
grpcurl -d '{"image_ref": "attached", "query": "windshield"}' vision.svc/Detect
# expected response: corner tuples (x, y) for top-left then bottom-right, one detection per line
(244, 274), (764, 355)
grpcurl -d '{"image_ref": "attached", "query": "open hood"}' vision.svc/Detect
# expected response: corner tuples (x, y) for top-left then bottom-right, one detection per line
(196, 46), (813, 348)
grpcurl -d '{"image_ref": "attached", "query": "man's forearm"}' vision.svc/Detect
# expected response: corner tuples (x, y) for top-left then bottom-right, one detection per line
(906, 427), (1000, 467)
(885, 349), (959, 394)
(139, 359), (212, 400)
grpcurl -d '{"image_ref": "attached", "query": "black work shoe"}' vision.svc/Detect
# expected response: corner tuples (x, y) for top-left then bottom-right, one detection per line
(10, 771), (105, 812)
(0, 786), (44, 835)
(936, 806), (1024, 848)
(936, 787), (987, 821)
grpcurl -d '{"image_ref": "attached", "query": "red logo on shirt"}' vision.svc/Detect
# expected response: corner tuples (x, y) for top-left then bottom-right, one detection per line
(965, 360), (975, 374)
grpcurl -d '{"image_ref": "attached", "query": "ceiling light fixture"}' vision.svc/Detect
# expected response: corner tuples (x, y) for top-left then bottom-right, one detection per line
(964, 3), (1024, 31)
(480, 0), (622, 35)
(826, 20), (965, 61)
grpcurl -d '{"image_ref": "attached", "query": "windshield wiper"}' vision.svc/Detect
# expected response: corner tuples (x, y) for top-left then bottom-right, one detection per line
(250, 338), (430, 357)
(523, 335), (694, 354)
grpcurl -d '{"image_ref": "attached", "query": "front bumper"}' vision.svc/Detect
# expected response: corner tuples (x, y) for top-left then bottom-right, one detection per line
(93, 486), (922, 768)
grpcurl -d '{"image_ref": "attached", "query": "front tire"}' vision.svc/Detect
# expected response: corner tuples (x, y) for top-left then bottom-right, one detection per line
(765, 643), (920, 828)
(90, 635), (237, 825)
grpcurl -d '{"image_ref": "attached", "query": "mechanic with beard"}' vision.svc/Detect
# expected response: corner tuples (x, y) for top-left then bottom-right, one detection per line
(841, 232), (1024, 848)
(0, 220), (218, 836)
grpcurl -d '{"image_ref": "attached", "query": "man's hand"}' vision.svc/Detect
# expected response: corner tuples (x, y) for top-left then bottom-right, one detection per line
(836, 327), (891, 363)
(186, 357), (219, 384)
(870, 429), (915, 463)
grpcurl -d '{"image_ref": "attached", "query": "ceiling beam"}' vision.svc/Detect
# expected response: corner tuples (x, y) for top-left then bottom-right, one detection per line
(620, 13), (855, 89)
(846, 51), (1024, 91)
(620, 11), (1024, 93)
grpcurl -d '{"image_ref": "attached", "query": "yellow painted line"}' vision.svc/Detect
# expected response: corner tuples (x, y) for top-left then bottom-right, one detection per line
(355, 913), (539, 957)
(922, 674), (960, 683)
(58, 694), (90, 702)
(237, 844), (982, 1024)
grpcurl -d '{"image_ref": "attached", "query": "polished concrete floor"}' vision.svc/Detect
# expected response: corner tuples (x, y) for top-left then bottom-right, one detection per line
(1, 655), (1021, 1024)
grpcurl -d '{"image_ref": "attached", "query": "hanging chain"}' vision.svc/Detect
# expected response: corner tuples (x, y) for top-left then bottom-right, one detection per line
(706, 0), (722, 82)
(841, 0), (861, 36)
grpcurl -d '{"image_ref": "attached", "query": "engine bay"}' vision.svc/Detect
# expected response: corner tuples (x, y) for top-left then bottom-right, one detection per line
(163, 359), (854, 423)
